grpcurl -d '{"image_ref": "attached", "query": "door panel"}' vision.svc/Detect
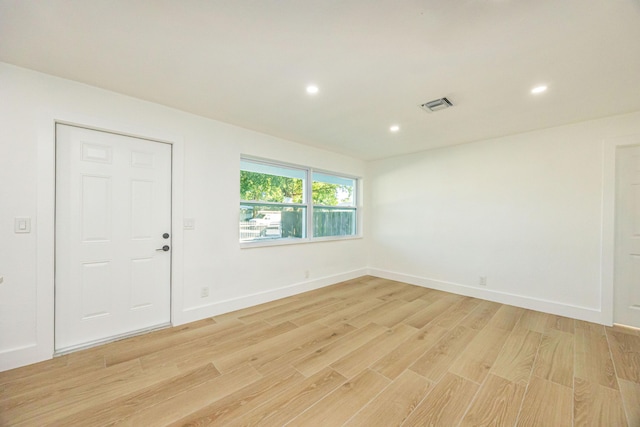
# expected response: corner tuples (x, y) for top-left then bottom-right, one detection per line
(131, 180), (154, 239)
(55, 124), (172, 352)
(130, 257), (155, 309)
(81, 261), (112, 319)
(81, 175), (112, 241)
(615, 145), (640, 327)
(632, 183), (640, 235)
(631, 255), (640, 309)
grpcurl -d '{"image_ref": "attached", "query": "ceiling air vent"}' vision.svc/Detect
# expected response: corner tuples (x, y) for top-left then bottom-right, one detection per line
(420, 97), (453, 112)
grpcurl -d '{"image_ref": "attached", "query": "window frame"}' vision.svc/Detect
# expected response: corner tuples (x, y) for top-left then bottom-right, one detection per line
(240, 156), (361, 247)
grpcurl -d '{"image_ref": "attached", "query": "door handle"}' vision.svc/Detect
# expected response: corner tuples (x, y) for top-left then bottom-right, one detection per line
(156, 245), (170, 252)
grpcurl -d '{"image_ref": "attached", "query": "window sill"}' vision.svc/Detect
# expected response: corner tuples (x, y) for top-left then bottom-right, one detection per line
(239, 234), (363, 249)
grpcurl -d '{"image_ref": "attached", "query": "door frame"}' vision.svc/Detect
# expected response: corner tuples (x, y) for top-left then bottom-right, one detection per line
(36, 112), (185, 361)
(602, 134), (640, 326)
(54, 123), (175, 353)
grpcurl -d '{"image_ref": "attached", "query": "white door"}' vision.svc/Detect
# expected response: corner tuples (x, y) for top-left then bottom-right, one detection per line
(615, 144), (640, 328)
(55, 124), (172, 352)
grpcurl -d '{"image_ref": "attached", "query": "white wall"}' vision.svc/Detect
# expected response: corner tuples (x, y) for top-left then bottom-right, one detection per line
(0, 63), (368, 371)
(368, 111), (640, 323)
(4, 59), (640, 372)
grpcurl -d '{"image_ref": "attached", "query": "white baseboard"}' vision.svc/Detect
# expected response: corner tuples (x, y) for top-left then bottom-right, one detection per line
(0, 268), (367, 372)
(178, 268), (369, 325)
(368, 268), (606, 325)
(0, 343), (51, 372)
(1, 266), (606, 373)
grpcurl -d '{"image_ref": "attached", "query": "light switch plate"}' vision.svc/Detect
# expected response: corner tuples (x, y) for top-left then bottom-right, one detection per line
(15, 217), (31, 233)
(184, 218), (195, 230)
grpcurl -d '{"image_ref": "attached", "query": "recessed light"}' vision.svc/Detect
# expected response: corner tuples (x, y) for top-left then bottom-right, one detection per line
(531, 85), (547, 94)
(390, 125), (400, 132)
(306, 85), (319, 94)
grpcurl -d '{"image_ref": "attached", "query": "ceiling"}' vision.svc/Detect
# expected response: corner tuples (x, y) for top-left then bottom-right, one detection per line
(1, 1), (640, 160)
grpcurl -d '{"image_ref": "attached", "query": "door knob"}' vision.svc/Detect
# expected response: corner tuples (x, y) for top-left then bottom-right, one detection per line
(163, 233), (170, 239)
(156, 245), (170, 252)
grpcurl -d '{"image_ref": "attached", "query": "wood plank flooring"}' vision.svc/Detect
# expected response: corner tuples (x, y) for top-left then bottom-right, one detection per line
(1, 276), (639, 426)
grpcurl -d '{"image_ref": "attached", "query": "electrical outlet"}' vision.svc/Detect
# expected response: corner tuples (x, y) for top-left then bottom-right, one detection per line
(479, 276), (487, 286)
(14, 217), (31, 233)
(200, 287), (209, 298)
(304, 270), (310, 279)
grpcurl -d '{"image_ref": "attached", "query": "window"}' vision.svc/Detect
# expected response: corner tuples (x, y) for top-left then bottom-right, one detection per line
(313, 172), (356, 238)
(240, 160), (307, 242)
(240, 158), (359, 244)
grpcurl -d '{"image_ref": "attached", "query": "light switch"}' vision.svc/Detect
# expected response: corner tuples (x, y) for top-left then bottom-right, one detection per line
(184, 218), (195, 230)
(15, 217), (31, 233)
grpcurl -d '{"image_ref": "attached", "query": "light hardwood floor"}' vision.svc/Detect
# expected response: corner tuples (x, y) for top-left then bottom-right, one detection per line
(1, 276), (639, 426)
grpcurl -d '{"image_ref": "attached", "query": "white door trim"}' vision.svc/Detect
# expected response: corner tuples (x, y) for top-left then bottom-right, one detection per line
(601, 133), (640, 326)
(34, 111), (184, 365)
